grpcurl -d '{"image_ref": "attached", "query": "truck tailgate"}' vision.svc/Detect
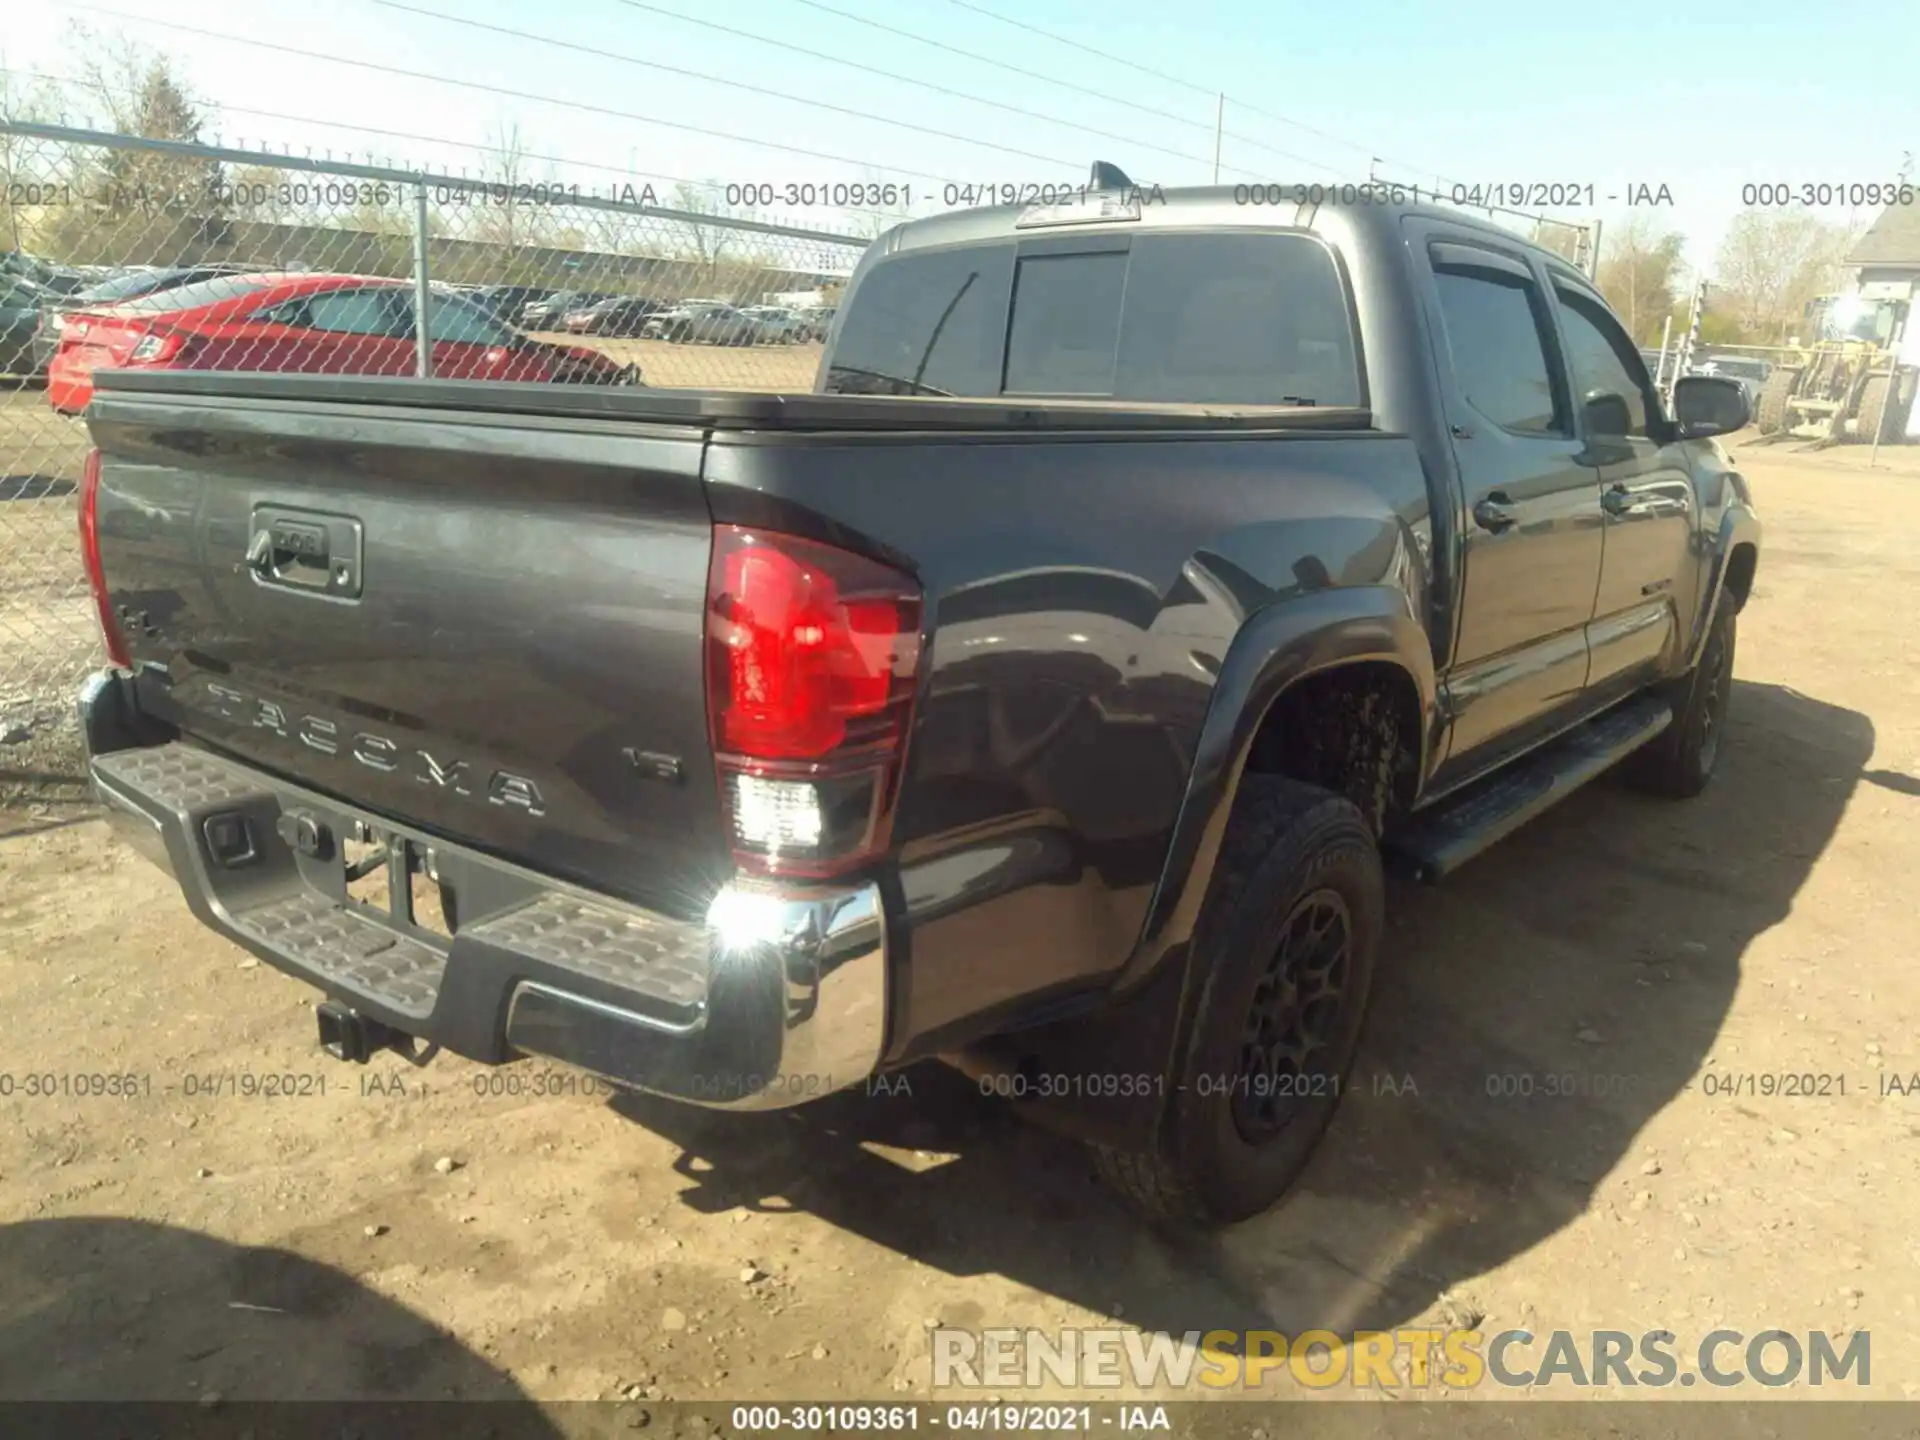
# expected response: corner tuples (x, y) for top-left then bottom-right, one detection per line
(85, 389), (730, 922)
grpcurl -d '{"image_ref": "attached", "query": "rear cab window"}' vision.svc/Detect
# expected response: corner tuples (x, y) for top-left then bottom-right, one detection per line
(825, 229), (1362, 407)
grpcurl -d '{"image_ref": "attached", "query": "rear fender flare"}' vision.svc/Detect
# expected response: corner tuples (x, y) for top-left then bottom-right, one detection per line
(1118, 585), (1436, 994)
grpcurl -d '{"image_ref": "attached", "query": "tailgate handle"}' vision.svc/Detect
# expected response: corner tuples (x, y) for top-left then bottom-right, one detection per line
(248, 523), (329, 586)
(244, 509), (363, 599)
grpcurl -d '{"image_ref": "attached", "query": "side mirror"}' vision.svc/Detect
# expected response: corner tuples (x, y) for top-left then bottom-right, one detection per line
(1672, 375), (1751, 439)
(1582, 391), (1634, 440)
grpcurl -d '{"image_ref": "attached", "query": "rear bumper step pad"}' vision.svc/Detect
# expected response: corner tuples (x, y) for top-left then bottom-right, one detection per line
(84, 688), (886, 1111)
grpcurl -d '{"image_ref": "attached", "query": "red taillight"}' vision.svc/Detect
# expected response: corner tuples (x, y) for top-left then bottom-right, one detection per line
(706, 525), (921, 877)
(78, 447), (131, 669)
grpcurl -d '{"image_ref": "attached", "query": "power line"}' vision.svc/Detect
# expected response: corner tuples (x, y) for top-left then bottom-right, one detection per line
(47, 2), (958, 184)
(32, 1), (1588, 238)
(780, 0), (1340, 179)
(376, 0), (1094, 172)
(606, 0), (1253, 178)
(941, 0), (1467, 186)
(0, 66), (898, 217)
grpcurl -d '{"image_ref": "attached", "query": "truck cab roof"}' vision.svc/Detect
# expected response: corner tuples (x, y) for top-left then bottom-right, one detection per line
(880, 180), (1582, 280)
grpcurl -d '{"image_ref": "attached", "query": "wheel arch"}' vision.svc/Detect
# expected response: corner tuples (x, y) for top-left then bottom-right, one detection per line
(1686, 505), (1761, 670)
(1119, 585), (1436, 995)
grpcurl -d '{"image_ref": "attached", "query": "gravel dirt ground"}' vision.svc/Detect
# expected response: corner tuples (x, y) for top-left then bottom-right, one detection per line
(2, 437), (1917, 1415)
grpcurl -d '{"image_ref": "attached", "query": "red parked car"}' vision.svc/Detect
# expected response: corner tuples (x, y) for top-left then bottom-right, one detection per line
(47, 272), (639, 413)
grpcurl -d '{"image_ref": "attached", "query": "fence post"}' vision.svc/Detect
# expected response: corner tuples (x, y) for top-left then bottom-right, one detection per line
(1586, 219), (1603, 282)
(1656, 314), (1674, 398)
(411, 178), (432, 378)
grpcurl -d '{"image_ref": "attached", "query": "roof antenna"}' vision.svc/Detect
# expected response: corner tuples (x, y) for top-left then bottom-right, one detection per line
(1088, 160), (1133, 192)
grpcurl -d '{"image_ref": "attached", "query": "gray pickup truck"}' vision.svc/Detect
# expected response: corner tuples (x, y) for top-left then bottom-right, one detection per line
(76, 171), (1760, 1228)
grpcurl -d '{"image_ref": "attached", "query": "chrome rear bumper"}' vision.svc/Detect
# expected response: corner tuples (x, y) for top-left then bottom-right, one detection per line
(79, 670), (887, 1110)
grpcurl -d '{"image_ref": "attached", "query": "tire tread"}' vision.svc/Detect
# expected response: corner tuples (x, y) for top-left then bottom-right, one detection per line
(1092, 775), (1378, 1228)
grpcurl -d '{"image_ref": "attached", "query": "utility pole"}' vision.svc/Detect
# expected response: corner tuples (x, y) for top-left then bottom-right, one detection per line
(1212, 95), (1223, 184)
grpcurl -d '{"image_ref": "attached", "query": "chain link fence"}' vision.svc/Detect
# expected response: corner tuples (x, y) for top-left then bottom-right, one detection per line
(0, 122), (870, 778)
(0, 120), (1603, 790)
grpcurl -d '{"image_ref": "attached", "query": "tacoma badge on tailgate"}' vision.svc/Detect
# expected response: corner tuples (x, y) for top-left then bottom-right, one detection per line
(202, 682), (548, 817)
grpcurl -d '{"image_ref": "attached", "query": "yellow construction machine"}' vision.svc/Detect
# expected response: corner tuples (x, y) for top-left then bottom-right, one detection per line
(1752, 287), (1914, 445)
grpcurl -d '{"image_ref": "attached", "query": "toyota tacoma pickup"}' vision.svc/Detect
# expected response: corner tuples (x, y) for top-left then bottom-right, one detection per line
(75, 174), (1760, 1227)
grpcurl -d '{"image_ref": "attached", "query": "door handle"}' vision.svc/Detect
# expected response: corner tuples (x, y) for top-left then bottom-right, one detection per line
(244, 528), (275, 575)
(1472, 493), (1518, 533)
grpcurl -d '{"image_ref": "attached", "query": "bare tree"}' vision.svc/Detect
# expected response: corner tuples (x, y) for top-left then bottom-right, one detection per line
(62, 28), (225, 262)
(468, 118), (559, 259)
(1596, 215), (1686, 343)
(671, 181), (743, 289)
(1713, 210), (1854, 342)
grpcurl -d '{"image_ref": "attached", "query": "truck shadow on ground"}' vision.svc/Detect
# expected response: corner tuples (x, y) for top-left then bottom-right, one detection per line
(0, 1215), (564, 1419)
(614, 680), (1871, 1343)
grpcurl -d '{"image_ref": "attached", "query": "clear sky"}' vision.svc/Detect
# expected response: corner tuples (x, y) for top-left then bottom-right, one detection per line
(4, 0), (1914, 276)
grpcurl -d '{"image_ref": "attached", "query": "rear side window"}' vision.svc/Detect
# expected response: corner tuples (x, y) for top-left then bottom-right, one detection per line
(1431, 261), (1564, 434)
(827, 231), (1360, 405)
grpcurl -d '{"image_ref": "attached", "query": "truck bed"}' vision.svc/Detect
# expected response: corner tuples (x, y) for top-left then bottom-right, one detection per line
(93, 368), (1378, 433)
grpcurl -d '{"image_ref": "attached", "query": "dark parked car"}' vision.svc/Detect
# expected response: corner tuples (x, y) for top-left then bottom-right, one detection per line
(1, 277), (53, 377)
(561, 296), (670, 336)
(3, 250), (97, 295)
(463, 285), (560, 322)
(519, 290), (622, 330)
(1697, 354), (1773, 410)
(73, 169), (1760, 1230)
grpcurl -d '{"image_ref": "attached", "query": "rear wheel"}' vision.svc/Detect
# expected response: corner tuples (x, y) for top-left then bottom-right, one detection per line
(1092, 776), (1382, 1229)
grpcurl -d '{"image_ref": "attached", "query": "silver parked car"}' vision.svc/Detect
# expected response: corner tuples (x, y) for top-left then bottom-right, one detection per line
(736, 305), (815, 343)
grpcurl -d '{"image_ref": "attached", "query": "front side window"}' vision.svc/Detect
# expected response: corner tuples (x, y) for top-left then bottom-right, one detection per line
(1431, 261), (1564, 435)
(1554, 285), (1656, 438)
